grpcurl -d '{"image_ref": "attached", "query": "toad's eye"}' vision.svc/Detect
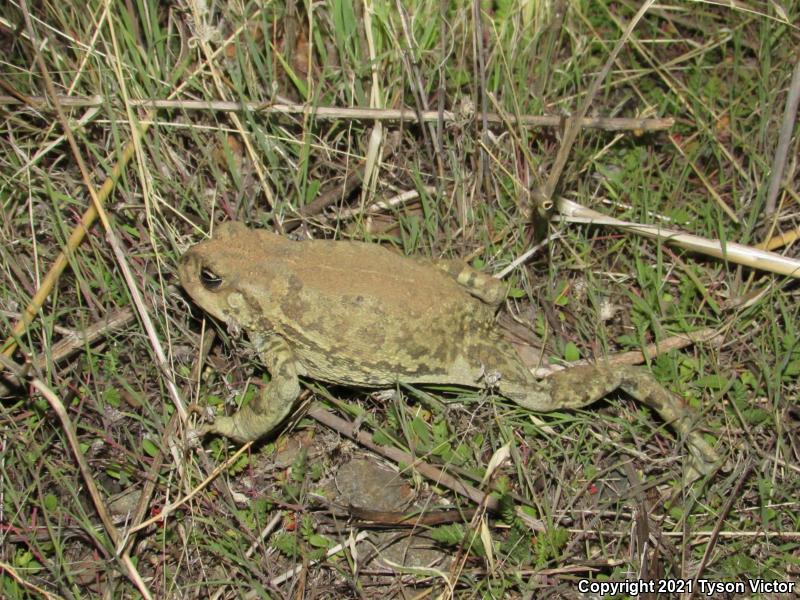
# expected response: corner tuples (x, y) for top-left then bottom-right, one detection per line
(200, 268), (223, 290)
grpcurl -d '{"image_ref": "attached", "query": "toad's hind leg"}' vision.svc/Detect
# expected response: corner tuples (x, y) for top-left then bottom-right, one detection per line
(429, 259), (507, 307)
(202, 335), (300, 443)
(501, 364), (719, 476)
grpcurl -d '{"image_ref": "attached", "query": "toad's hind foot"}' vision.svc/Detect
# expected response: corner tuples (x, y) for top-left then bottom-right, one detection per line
(504, 364), (720, 478)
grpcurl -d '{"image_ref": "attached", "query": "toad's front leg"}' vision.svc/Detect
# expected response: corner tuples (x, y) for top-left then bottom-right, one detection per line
(202, 335), (300, 443)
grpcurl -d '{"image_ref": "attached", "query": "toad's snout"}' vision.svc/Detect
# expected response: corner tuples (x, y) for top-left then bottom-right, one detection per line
(178, 252), (199, 286)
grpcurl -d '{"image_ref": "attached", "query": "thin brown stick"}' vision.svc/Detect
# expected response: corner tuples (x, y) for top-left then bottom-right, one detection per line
(306, 405), (547, 533)
(526, 327), (722, 377)
(607, 327), (721, 365)
(0, 95), (676, 132)
(0, 308), (135, 395)
(764, 57), (800, 216)
(568, 528), (800, 541)
(34, 307), (134, 368)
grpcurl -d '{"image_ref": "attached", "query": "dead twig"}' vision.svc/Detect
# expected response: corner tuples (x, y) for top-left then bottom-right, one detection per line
(558, 199), (800, 278)
(0, 95), (676, 132)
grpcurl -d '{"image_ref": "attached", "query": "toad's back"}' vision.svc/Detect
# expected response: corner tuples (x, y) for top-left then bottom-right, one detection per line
(179, 223), (500, 386)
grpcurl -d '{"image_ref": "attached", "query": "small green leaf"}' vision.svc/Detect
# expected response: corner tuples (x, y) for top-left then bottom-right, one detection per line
(142, 438), (160, 458)
(308, 534), (333, 549)
(229, 453), (250, 475)
(740, 370), (758, 387)
(784, 359), (800, 377)
(43, 494), (58, 512)
(563, 342), (581, 362)
(291, 449), (308, 481)
(668, 505), (684, 521)
(434, 442), (453, 461)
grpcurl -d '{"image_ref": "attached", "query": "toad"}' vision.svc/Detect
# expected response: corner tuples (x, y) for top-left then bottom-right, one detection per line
(179, 222), (719, 475)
